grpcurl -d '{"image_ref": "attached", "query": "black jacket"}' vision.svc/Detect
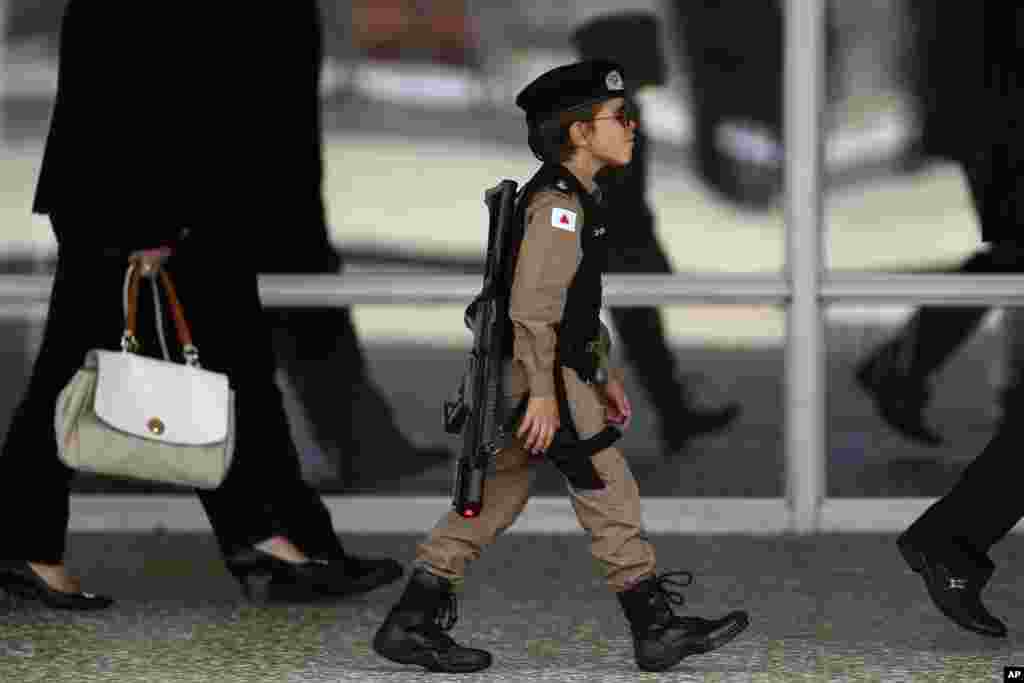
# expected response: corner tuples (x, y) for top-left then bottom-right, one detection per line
(972, 4), (1023, 244)
(35, 1), (337, 270)
(910, 2), (1023, 243)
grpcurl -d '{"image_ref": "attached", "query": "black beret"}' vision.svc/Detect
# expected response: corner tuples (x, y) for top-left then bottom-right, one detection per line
(515, 59), (628, 125)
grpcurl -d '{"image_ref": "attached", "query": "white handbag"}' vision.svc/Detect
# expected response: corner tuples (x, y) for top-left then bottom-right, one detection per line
(54, 262), (236, 489)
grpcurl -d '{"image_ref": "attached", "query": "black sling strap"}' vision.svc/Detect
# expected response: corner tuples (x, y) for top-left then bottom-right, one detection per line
(545, 344), (623, 491)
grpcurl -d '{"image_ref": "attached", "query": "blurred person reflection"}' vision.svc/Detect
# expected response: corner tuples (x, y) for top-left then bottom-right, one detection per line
(663, 0), (839, 209)
(570, 12), (740, 458)
(259, 0), (451, 489)
(890, 3), (1023, 638)
(666, 0), (785, 208)
(854, 1), (1018, 446)
(0, 0), (404, 608)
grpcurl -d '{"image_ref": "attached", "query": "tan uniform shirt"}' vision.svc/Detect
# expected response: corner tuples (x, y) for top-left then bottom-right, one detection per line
(503, 187), (620, 400)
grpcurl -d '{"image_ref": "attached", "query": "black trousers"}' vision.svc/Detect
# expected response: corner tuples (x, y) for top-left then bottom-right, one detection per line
(900, 245), (1024, 567)
(599, 132), (687, 419)
(907, 410), (1024, 568)
(0, 225), (344, 563)
(261, 244), (431, 488)
(891, 244), (1024, 381)
(265, 306), (414, 486)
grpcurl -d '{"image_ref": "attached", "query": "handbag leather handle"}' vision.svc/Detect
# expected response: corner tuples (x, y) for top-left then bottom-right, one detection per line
(157, 269), (194, 351)
(122, 262), (201, 366)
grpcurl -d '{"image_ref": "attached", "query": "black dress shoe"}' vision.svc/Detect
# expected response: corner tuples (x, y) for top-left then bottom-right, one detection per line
(225, 548), (359, 603)
(0, 561), (114, 610)
(337, 555), (404, 595)
(897, 535), (1007, 637)
(661, 402), (741, 457)
(855, 350), (944, 447)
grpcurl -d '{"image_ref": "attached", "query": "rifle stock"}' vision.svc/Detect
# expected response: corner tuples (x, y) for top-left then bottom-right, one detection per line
(451, 179), (518, 518)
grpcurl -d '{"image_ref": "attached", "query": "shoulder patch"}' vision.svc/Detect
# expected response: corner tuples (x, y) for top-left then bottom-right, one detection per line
(551, 208), (577, 232)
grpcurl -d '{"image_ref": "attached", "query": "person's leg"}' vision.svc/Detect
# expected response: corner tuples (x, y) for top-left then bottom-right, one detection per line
(413, 436), (533, 581)
(168, 253), (401, 598)
(856, 248), (996, 445)
(266, 305), (371, 470)
(0, 253), (85, 565)
(896, 413), (1024, 638)
(373, 421), (532, 673)
(267, 305), (449, 488)
(567, 447), (656, 590)
(0, 241), (123, 606)
(606, 238), (740, 455)
(898, 242), (1010, 378)
(905, 415), (1024, 558)
(557, 370), (748, 671)
(167, 260), (295, 557)
(996, 307), (1024, 421)
(602, 131), (739, 456)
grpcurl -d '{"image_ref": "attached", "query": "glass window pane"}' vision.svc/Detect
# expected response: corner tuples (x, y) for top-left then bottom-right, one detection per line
(827, 303), (1004, 498)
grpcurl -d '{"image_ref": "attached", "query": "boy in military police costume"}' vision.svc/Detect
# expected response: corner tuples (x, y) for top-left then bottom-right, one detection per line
(371, 61), (749, 674)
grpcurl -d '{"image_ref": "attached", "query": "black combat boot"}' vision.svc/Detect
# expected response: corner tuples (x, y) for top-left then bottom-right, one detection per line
(372, 568), (492, 673)
(617, 571), (749, 672)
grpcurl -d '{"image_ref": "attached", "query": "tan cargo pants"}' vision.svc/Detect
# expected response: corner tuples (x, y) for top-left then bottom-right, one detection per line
(416, 367), (657, 592)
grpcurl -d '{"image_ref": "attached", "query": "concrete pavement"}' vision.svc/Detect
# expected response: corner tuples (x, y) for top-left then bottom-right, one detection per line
(3, 531), (1024, 682)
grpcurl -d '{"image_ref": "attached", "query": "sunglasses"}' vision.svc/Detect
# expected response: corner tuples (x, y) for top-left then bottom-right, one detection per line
(591, 101), (638, 127)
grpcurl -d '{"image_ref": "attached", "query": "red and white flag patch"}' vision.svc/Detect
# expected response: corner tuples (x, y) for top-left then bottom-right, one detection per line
(551, 208), (577, 232)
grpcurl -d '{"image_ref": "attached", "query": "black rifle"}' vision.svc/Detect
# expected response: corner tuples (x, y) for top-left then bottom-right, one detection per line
(443, 179), (518, 518)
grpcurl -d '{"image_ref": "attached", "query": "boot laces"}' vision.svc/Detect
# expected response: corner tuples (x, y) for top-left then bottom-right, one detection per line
(648, 570), (694, 632)
(410, 591), (459, 649)
(435, 591), (458, 632)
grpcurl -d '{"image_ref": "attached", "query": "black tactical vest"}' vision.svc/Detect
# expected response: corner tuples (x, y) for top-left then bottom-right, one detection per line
(501, 163), (610, 383)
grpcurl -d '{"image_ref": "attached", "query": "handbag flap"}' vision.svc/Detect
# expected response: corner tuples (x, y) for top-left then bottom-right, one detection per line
(92, 350), (230, 445)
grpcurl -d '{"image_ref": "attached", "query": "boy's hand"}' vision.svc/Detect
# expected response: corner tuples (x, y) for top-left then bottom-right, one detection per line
(517, 396), (560, 455)
(600, 377), (632, 430)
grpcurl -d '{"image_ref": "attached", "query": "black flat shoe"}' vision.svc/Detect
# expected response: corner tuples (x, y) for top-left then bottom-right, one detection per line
(855, 349), (945, 447)
(335, 555), (404, 595)
(661, 402), (741, 457)
(0, 561), (114, 610)
(226, 547), (387, 603)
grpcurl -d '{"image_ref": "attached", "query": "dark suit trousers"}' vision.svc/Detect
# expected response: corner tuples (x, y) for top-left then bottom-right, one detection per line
(904, 244), (1024, 567)
(900, 244), (1024, 380)
(0, 229), (343, 563)
(907, 411), (1024, 567)
(600, 133), (686, 417)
